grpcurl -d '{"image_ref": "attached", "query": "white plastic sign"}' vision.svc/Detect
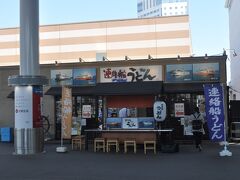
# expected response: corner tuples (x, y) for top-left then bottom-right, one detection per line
(153, 101), (166, 122)
(15, 86), (33, 129)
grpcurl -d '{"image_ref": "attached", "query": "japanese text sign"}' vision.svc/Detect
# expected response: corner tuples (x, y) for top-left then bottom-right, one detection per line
(100, 65), (162, 83)
(62, 86), (72, 139)
(82, 105), (92, 118)
(174, 103), (185, 117)
(153, 101), (166, 121)
(204, 84), (225, 142)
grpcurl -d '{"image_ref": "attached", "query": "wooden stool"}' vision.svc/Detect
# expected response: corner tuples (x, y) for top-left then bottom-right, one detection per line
(94, 138), (105, 152)
(106, 139), (119, 152)
(124, 139), (136, 153)
(144, 140), (156, 154)
(72, 135), (85, 151)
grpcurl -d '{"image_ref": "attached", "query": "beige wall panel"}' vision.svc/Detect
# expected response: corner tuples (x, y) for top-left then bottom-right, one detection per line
(156, 46), (190, 55)
(60, 22), (107, 31)
(107, 46), (190, 58)
(38, 30), (189, 46)
(40, 39), (60, 46)
(0, 42), (19, 49)
(106, 16), (188, 28)
(40, 51), (96, 61)
(40, 25), (61, 32)
(0, 31), (190, 49)
(0, 45), (190, 66)
(107, 46), (190, 59)
(107, 48), (157, 58)
(0, 16), (189, 35)
(0, 28), (19, 35)
(0, 55), (19, 63)
(40, 36), (106, 46)
(39, 15), (189, 32)
(155, 16), (189, 24)
(107, 31), (189, 42)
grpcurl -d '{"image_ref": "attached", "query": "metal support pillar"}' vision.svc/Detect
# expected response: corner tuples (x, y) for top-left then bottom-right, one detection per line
(8, 0), (48, 155)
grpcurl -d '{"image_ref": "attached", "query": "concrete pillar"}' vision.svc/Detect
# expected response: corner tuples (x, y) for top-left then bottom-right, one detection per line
(8, 0), (48, 155)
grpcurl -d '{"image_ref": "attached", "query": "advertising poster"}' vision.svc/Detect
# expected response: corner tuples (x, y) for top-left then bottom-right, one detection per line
(73, 68), (96, 86)
(166, 64), (192, 82)
(138, 117), (155, 129)
(15, 86), (33, 129)
(174, 103), (185, 117)
(51, 69), (73, 86)
(82, 105), (92, 118)
(204, 84), (225, 142)
(106, 118), (122, 129)
(62, 87), (72, 139)
(100, 65), (162, 83)
(71, 117), (81, 135)
(193, 63), (219, 81)
(32, 86), (43, 128)
(122, 118), (138, 129)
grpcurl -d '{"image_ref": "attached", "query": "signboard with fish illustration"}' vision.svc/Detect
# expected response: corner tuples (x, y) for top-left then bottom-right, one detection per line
(138, 117), (155, 129)
(51, 69), (73, 86)
(166, 64), (192, 82)
(166, 63), (220, 82)
(193, 63), (219, 81)
(73, 68), (96, 86)
(106, 118), (122, 129)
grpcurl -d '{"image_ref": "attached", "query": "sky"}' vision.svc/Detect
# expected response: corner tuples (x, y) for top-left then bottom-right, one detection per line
(0, 0), (229, 57)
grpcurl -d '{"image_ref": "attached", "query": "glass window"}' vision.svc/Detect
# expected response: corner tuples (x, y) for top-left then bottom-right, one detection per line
(96, 52), (106, 61)
(137, 2), (143, 12)
(233, 94), (236, 100)
(156, 0), (162, 5)
(165, 93), (205, 117)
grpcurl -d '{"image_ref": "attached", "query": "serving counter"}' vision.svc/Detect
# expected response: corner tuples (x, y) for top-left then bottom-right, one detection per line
(84, 129), (173, 150)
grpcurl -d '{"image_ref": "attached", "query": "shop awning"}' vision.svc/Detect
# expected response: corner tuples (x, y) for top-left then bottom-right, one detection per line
(45, 81), (163, 96)
(45, 86), (97, 96)
(95, 81), (163, 95)
(163, 83), (206, 93)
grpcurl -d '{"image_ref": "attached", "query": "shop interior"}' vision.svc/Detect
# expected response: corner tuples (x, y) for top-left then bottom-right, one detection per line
(54, 93), (208, 140)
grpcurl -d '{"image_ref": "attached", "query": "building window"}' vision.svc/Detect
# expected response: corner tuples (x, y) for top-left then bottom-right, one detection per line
(156, 0), (161, 5)
(233, 94), (236, 100)
(137, 2), (143, 12)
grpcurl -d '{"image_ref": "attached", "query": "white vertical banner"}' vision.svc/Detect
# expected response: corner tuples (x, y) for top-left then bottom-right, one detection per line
(15, 86), (33, 129)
